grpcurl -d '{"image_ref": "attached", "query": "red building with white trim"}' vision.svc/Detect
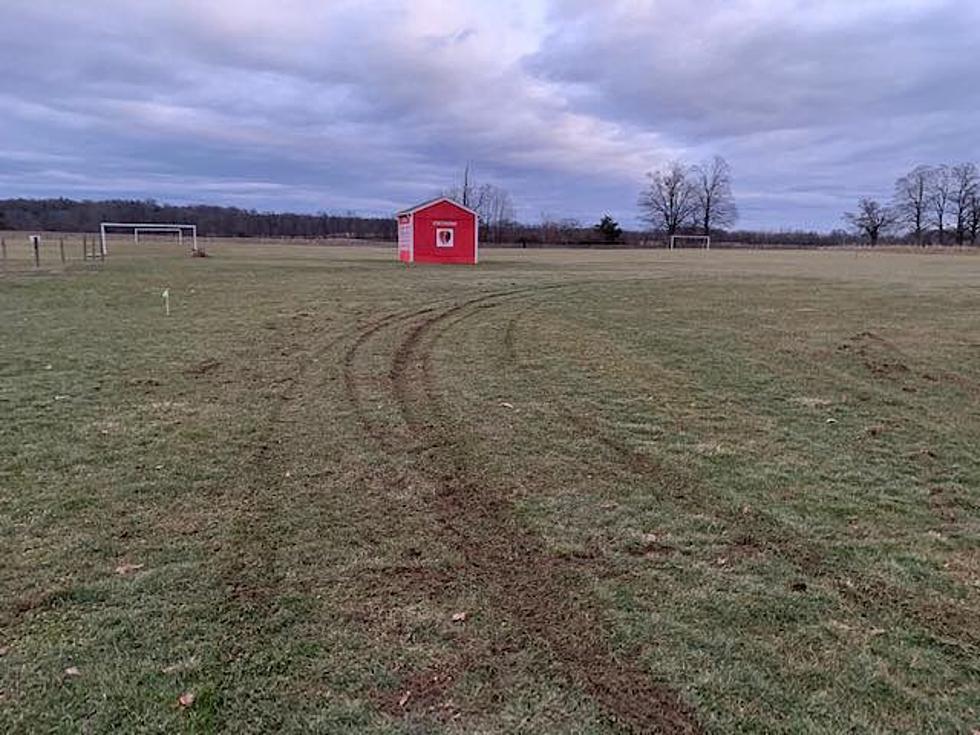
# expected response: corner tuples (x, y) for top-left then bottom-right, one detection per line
(396, 197), (479, 265)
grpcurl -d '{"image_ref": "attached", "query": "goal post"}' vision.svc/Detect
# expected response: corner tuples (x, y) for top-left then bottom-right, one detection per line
(99, 222), (199, 256)
(669, 234), (711, 250)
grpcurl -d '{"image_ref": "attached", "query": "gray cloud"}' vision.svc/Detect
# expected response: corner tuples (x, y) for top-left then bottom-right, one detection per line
(1, 0), (977, 229)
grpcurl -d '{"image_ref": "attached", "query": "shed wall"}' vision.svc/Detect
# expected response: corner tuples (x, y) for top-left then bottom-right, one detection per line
(410, 201), (477, 264)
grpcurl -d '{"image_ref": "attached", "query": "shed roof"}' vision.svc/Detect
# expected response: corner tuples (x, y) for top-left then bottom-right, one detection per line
(396, 197), (479, 218)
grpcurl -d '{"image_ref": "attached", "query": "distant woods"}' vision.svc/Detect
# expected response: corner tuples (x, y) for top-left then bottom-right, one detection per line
(846, 162), (979, 246)
(0, 195), (880, 248)
(7, 160), (978, 249)
(0, 198), (398, 240)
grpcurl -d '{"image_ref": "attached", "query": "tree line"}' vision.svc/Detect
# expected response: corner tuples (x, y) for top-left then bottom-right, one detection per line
(0, 198), (398, 240)
(0, 193), (852, 248)
(845, 163), (980, 246)
(12, 160), (978, 249)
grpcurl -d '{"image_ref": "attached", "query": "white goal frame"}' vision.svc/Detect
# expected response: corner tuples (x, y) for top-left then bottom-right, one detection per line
(669, 234), (711, 250)
(99, 222), (199, 256)
(134, 226), (184, 247)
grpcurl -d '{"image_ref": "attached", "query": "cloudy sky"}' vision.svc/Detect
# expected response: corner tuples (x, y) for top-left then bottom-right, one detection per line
(2, 1), (978, 230)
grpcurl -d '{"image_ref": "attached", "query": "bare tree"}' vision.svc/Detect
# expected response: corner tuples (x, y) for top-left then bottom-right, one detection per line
(928, 164), (953, 244)
(539, 214), (582, 245)
(691, 155), (738, 235)
(443, 163), (478, 209)
(442, 167), (516, 242)
(968, 191), (980, 246)
(893, 165), (933, 245)
(844, 198), (895, 246)
(638, 161), (697, 240)
(474, 183), (515, 243)
(461, 163), (473, 208)
(951, 162), (978, 245)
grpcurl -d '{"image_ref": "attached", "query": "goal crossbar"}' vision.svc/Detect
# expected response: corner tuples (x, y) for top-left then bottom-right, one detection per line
(99, 222), (198, 255)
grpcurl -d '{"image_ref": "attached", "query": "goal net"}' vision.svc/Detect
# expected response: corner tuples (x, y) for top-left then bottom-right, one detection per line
(669, 234), (710, 250)
(99, 222), (199, 256)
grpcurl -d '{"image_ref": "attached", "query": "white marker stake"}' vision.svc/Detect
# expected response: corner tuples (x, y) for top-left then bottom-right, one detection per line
(162, 288), (170, 316)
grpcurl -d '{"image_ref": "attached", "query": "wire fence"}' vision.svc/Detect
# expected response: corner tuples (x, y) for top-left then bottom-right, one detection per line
(0, 232), (110, 274)
(0, 231), (205, 274)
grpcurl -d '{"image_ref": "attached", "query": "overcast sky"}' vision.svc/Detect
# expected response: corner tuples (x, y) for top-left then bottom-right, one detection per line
(2, 1), (978, 230)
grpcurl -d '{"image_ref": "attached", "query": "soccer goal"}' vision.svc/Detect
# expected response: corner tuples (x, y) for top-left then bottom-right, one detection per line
(669, 234), (711, 250)
(99, 222), (199, 256)
(134, 226), (184, 247)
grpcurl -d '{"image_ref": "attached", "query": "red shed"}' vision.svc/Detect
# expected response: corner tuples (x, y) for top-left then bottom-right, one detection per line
(396, 197), (479, 265)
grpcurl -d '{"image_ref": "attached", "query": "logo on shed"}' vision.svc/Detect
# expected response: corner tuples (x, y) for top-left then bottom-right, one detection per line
(436, 228), (454, 248)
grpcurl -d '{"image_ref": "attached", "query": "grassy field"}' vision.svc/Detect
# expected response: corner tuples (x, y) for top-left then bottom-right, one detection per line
(2, 238), (979, 733)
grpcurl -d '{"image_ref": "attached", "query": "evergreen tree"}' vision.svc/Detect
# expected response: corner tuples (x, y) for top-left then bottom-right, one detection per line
(594, 214), (622, 243)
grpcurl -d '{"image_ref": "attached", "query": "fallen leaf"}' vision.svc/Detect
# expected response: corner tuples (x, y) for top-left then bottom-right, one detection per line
(451, 611), (467, 623)
(178, 691), (195, 708)
(64, 666), (81, 677)
(499, 401), (514, 409)
(115, 563), (144, 575)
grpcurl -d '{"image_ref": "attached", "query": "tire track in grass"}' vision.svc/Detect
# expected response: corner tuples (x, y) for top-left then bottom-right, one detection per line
(501, 299), (978, 668)
(220, 309), (398, 603)
(341, 305), (438, 440)
(374, 290), (701, 734)
(209, 306), (429, 723)
(340, 288), (546, 441)
(502, 301), (692, 497)
(500, 304), (831, 570)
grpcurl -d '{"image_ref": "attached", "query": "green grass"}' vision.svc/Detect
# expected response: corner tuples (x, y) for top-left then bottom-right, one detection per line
(1, 240), (979, 733)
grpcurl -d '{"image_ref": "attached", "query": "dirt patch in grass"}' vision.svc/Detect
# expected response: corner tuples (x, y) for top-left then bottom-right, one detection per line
(944, 548), (980, 589)
(372, 661), (462, 722)
(838, 331), (911, 379)
(184, 358), (222, 376)
(838, 575), (979, 648)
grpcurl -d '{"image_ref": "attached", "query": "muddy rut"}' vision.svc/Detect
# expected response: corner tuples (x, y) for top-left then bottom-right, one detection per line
(343, 288), (701, 734)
